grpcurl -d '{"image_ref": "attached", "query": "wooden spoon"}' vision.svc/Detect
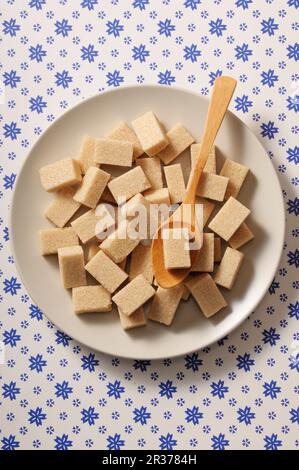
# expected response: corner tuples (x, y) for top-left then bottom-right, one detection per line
(152, 76), (237, 288)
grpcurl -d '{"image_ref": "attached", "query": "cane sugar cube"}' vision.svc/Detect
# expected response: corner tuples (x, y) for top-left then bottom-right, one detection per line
(228, 223), (254, 250)
(220, 159), (249, 199)
(108, 167), (151, 203)
(144, 188), (170, 205)
(164, 164), (186, 204)
(195, 197), (215, 227)
(191, 233), (214, 272)
(208, 197), (250, 241)
(71, 209), (98, 244)
(196, 173), (229, 201)
(100, 221), (140, 264)
(118, 257), (127, 271)
(191, 144), (216, 174)
(125, 193), (151, 218)
(214, 247), (244, 289)
(163, 228), (191, 270)
(39, 158), (82, 192)
(73, 166), (110, 208)
(158, 124), (195, 165)
(86, 243), (100, 262)
(78, 136), (96, 174)
(39, 227), (79, 255)
(185, 273), (227, 318)
(214, 237), (222, 262)
(85, 250), (127, 293)
(118, 306), (146, 330)
(44, 187), (81, 227)
(136, 157), (163, 190)
(112, 274), (155, 316)
(95, 139), (133, 167)
(148, 284), (184, 326)
(72, 285), (112, 314)
(129, 245), (153, 283)
(58, 246), (86, 289)
(107, 121), (143, 160)
(181, 285), (191, 301)
(132, 111), (168, 157)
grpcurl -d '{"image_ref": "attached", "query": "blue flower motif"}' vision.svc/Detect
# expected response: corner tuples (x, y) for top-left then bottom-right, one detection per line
(132, 0), (149, 11)
(159, 433), (177, 450)
(288, 301), (299, 319)
(260, 121), (279, 139)
(184, 0), (201, 10)
(29, 44), (47, 63)
(261, 18), (279, 36)
(235, 0), (252, 9)
(289, 407), (299, 424)
(269, 278), (280, 294)
(289, 352), (299, 371)
(184, 43), (201, 62)
(287, 146), (299, 165)
(81, 44), (99, 63)
(132, 44), (150, 63)
(260, 69), (279, 87)
(55, 381), (73, 400)
(236, 353), (255, 372)
(263, 380), (281, 399)
(55, 70), (73, 89)
(3, 173), (16, 190)
(158, 70), (176, 85)
(29, 304), (43, 321)
(237, 406), (255, 425)
(235, 43), (253, 62)
(209, 69), (222, 86)
(80, 0), (98, 10)
(28, 407), (47, 426)
(106, 70), (124, 87)
(159, 380), (177, 399)
(81, 406), (99, 425)
(54, 434), (73, 450)
(2, 18), (20, 37)
(184, 353), (203, 371)
(158, 19), (175, 37)
(29, 0), (46, 10)
(81, 353), (99, 372)
(287, 42), (299, 61)
(3, 123), (21, 141)
(133, 360), (151, 372)
(3, 70), (21, 89)
(286, 95), (299, 112)
(107, 380), (125, 399)
(29, 354), (47, 373)
(211, 433), (230, 450)
(287, 249), (299, 267)
(3, 328), (21, 347)
(263, 433), (282, 450)
(185, 406), (203, 424)
(107, 433), (125, 450)
(235, 94), (253, 113)
(3, 276), (21, 294)
(262, 327), (280, 346)
(106, 19), (124, 38)
(55, 19), (72, 37)
(2, 381), (20, 401)
(209, 18), (227, 37)
(210, 380), (229, 399)
(133, 406), (151, 425)
(1, 434), (20, 450)
(29, 95), (47, 114)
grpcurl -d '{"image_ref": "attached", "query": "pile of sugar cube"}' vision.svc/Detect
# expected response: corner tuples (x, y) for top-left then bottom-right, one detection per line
(39, 111), (253, 330)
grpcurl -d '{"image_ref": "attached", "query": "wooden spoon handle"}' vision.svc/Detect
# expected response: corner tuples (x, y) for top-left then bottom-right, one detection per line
(184, 76), (237, 204)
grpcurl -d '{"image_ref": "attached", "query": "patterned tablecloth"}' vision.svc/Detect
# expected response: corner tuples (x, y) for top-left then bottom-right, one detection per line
(0, 0), (298, 451)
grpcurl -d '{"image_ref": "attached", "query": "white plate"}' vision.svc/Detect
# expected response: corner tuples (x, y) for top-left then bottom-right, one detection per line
(11, 85), (285, 359)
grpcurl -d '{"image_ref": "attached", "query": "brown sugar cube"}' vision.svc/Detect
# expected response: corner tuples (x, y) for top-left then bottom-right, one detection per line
(214, 237), (222, 262)
(85, 250), (127, 293)
(163, 228), (191, 270)
(164, 164), (186, 204)
(136, 157), (163, 190)
(58, 245), (86, 289)
(220, 159), (249, 199)
(118, 306), (146, 331)
(39, 158), (82, 192)
(44, 187), (81, 228)
(86, 243), (100, 262)
(132, 111), (168, 157)
(72, 285), (112, 314)
(158, 124), (195, 165)
(112, 274), (155, 316)
(78, 136), (96, 174)
(71, 209), (99, 244)
(191, 143), (216, 174)
(208, 196), (250, 241)
(196, 173), (229, 201)
(108, 166), (151, 203)
(123, 193), (151, 239)
(118, 257), (127, 271)
(185, 273), (227, 318)
(73, 166), (110, 208)
(181, 285), (191, 301)
(144, 188), (170, 205)
(148, 284), (184, 326)
(195, 197), (215, 228)
(228, 222), (254, 250)
(107, 121), (143, 160)
(191, 233), (214, 272)
(129, 245), (153, 283)
(100, 221), (140, 263)
(39, 227), (79, 255)
(214, 247), (244, 289)
(95, 139), (133, 167)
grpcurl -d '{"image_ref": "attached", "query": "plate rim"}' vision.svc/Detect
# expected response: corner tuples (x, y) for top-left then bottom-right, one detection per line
(10, 84), (286, 360)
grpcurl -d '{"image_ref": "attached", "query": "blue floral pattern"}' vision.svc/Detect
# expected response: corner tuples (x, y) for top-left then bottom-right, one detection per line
(0, 0), (298, 450)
